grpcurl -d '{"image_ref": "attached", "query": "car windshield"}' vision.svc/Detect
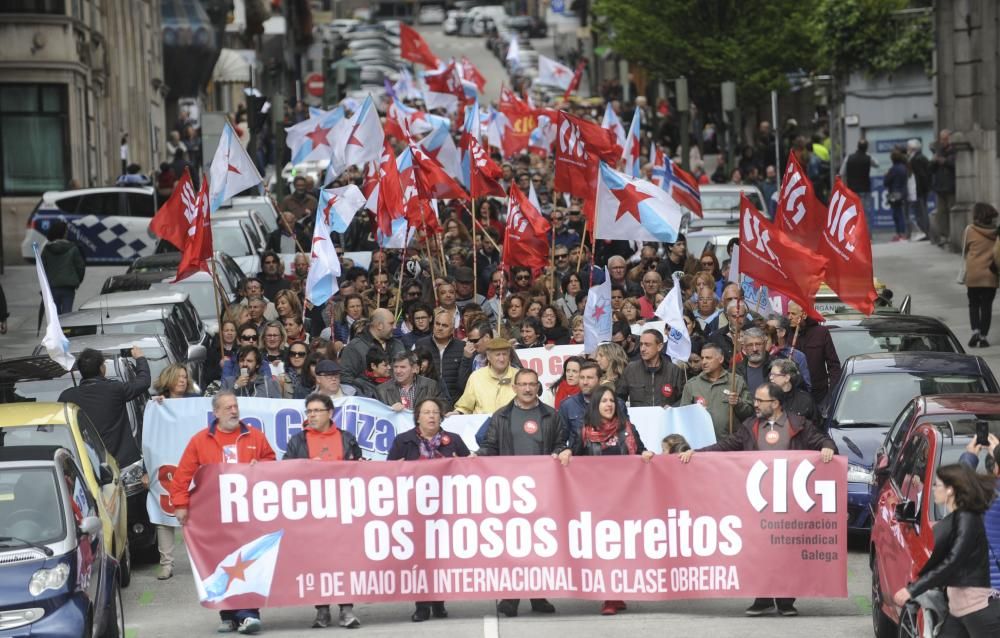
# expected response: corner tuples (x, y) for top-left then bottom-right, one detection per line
(700, 191), (765, 214)
(831, 331), (958, 362)
(212, 225), (252, 256)
(833, 373), (988, 426)
(0, 467), (66, 546)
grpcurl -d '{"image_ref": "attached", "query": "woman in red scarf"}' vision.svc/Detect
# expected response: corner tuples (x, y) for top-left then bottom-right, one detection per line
(387, 398), (470, 622)
(549, 356), (583, 408)
(573, 385), (653, 616)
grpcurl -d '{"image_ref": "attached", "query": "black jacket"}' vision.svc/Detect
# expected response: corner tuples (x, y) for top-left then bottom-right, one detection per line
(796, 318), (842, 403)
(256, 273), (291, 303)
(479, 400), (569, 456)
(909, 152), (932, 197)
(386, 428), (470, 460)
(375, 375), (449, 412)
(908, 510), (991, 597)
(844, 151), (874, 193)
(782, 388), (819, 425)
(282, 427), (364, 460)
(619, 355), (686, 407)
(339, 330), (406, 389)
(266, 225), (309, 254)
(415, 336), (466, 405)
(58, 357), (151, 467)
(701, 412), (837, 453)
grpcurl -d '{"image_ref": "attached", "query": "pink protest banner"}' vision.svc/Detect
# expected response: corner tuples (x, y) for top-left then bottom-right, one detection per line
(183, 453), (847, 609)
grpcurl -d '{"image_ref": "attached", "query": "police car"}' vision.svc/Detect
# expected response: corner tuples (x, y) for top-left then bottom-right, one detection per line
(21, 186), (158, 265)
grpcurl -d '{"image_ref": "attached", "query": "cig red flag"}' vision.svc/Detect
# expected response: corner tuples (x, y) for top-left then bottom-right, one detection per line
(462, 133), (505, 197)
(149, 167), (196, 250)
(410, 144), (469, 201)
(738, 193), (826, 320)
(820, 178), (878, 315)
(502, 185), (550, 271)
(498, 86), (535, 156)
(775, 151), (825, 252)
(174, 178), (213, 283)
(399, 23), (440, 68)
(554, 111), (622, 202)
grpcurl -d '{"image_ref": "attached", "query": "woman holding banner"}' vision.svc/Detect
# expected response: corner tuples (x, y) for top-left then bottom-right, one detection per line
(572, 385), (653, 615)
(388, 397), (471, 622)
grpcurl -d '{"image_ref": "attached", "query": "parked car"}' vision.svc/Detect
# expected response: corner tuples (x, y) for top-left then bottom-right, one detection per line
(128, 249), (247, 290)
(686, 184), (767, 230)
(443, 10), (465, 34)
(329, 18), (361, 36)
(870, 413), (1000, 637)
(823, 352), (999, 530)
(217, 195), (279, 237)
(826, 314), (961, 363)
(102, 270), (239, 336)
(21, 186), (158, 265)
(814, 283), (908, 317)
(0, 446), (124, 636)
(0, 398), (132, 586)
(504, 15), (547, 38)
(418, 5), (445, 24)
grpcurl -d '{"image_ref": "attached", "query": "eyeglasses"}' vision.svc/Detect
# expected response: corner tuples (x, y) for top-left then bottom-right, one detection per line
(516, 275), (530, 280)
(241, 334), (257, 341)
(304, 408), (330, 414)
(290, 351), (307, 358)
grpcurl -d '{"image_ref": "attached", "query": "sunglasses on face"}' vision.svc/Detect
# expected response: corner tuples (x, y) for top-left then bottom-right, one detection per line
(241, 334), (257, 341)
(516, 275), (530, 281)
(290, 351), (307, 357)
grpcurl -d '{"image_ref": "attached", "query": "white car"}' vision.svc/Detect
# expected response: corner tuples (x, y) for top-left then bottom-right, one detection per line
(329, 19), (360, 36)
(418, 6), (446, 24)
(443, 10), (465, 34)
(687, 184), (768, 230)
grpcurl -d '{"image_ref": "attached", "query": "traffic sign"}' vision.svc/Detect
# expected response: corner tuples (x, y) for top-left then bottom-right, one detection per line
(305, 73), (324, 97)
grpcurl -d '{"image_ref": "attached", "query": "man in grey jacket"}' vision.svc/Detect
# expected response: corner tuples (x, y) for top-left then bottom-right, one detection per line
(375, 352), (449, 412)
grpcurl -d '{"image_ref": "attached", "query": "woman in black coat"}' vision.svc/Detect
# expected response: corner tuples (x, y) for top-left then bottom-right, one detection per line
(893, 463), (1000, 635)
(386, 398), (469, 622)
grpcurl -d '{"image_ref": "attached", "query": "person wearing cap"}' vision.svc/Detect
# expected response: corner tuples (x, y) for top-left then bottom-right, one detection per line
(453, 266), (486, 313)
(283, 393), (363, 629)
(448, 337), (518, 415)
(313, 359), (360, 398)
(376, 351), (449, 412)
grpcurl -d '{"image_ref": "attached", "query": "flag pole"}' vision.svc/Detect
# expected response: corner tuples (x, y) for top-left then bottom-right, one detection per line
(471, 217), (501, 252)
(393, 231), (408, 320)
(422, 223), (439, 305)
(727, 298), (742, 435)
(575, 220), (588, 275)
(549, 203), (556, 293)
(471, 197), (478, 298)
(209, 257), (226, 361)
(438, 230), (448, 275)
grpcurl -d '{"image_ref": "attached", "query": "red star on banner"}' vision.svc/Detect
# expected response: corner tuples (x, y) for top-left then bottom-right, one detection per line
(305, 124), (332, 148)
(347, 131), (364, 147)
(592, 303), (607, 321)
(553, 66), (568, 78)
(628, 136), (640, 162)
(221, 552), (257, 592)
(322, 195), (338, 225)
(611, 183), (652, 222)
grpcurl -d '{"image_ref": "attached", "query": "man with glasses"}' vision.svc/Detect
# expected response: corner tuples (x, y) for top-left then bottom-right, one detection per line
(313, 360), (358, 398)
(510, 266), (533, 293)
(478, 368), (569, 618)
(550, 210), (579, 250)
(638, 270), (663, 320)
(376, 352), (448, 412)
(400, 302), (433, 349)
(611, 321), (640, 361)
(607, 256), (640, 296)
(767, 359), (818, 424)
(416, 308), (466, 404)
(678, 381), (836, 618)
(552, 245), (573, 280)
(240, 278), (278, 319)
(257, 250), (291, 302)
(765, 315), (812, 392)
(283, 393), (363, 629)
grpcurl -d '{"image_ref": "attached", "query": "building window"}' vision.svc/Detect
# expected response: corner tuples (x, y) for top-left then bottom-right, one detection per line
(0, 0), (66, 14)
(0, 84), (69, 195)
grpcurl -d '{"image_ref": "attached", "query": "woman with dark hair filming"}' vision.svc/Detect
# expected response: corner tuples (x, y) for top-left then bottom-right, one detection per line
(893, 463), (1000, 635)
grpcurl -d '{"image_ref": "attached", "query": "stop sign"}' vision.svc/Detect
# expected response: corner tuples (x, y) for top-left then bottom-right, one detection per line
(305, 73), (324, 97)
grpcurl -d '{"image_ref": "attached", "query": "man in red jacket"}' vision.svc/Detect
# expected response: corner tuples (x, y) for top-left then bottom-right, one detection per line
(170, 390), (276, 635)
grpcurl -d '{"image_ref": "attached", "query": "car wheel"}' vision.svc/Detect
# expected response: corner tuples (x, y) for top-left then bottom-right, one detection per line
(100, 580), (124, 638)
(870, 557), (896, 638)
(118, 540), (132, 588)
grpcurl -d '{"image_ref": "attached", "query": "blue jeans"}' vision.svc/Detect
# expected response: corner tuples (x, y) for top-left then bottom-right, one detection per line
(890, 201), (906, 235)
(861, 192), (876, 230)
(220, 609), (260, 623)
(50, 287), (75, 314)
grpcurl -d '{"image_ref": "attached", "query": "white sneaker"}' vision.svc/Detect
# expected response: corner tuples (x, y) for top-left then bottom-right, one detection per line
(237, 618), (261, 634)
(339, 608), (361, 628)
(911, 232), (927, 242)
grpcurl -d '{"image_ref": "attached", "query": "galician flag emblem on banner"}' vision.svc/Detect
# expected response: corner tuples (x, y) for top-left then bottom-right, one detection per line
(196, 530), (284, 603)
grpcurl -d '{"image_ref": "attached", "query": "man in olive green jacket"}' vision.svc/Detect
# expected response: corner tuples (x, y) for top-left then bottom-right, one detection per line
(679, 342), (753, 440)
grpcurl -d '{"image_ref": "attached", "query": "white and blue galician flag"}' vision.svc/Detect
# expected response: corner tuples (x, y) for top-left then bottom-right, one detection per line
(656, 273), (692, 363)
(602, 102), (626, 148)
(419, 123), (462, 182)
(32, 243), (75, 371)
(195, 530), (284, 603)
(378, 216), (415, 249)
(209, 121), (263, 213)
(595, 162), (683, 244)
(307, 185), (364, 306)
(286, 106), (347, 164)
(342, 95), (384, 169)
(583, 267), (612, 354)
(621, 106), (642, 177)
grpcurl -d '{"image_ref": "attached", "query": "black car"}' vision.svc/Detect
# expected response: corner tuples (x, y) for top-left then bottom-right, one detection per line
(125, 251), (246, 293)
(825, 313), (964, 363)
(505, 15), (547, 38)
(0, 446), (123, 637)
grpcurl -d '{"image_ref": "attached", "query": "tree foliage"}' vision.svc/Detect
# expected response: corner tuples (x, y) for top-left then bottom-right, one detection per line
(591, 0), (821, 105)
(816, 0), (933, 78)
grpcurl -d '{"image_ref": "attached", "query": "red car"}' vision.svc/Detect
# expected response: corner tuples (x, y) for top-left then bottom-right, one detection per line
(869, 394), (1000, 637)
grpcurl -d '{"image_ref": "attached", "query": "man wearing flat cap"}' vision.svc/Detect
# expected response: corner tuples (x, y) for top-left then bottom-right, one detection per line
(448, 338), (518, 415)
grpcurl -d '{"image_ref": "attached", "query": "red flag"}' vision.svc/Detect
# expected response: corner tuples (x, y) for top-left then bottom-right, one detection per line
(503, 185), (550, 271)
(399, 24), (440, 68)
(554, 111), (622, 205)
(362, 141), (405, 237)
(460, 56), (486, 93)
(498, 86), (535, 156)
(424, 60), (464, 100)
(738, 193), (826, 320)
(563, 60), (586, 101)
(775, 151), (825, 252)
(820, 178), (878, 315)
(173, 178), (213, 283)
(149, 167), (196, 250)
(462, 133), (506, 198)
(410, 144), (469, 201)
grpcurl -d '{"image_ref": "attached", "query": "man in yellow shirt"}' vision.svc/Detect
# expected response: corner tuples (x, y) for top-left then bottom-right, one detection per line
(448, 338), (517, 414)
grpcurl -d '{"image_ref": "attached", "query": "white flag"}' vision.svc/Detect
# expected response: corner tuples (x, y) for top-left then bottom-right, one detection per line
(655, 273), (692, 363)
(583, 267), (612, 354)
(537, 55), (574, 90)
(305, 186), (363, 306)
(32, 243), (75, 371)
(209, 121), (263, 213)
(342, 95), (384, 169)
(506, 37), (520, 65)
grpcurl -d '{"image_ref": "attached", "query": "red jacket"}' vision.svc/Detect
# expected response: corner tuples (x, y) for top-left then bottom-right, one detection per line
(170, 420), (276, 508)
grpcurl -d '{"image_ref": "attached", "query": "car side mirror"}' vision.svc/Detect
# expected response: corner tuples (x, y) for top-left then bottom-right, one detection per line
(78, 516), (101, 536)
(894, 500), (917, 524)
(98, 463), (115, 486)
(187, 344), (207, 362)
(874, 452), (891, 477)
